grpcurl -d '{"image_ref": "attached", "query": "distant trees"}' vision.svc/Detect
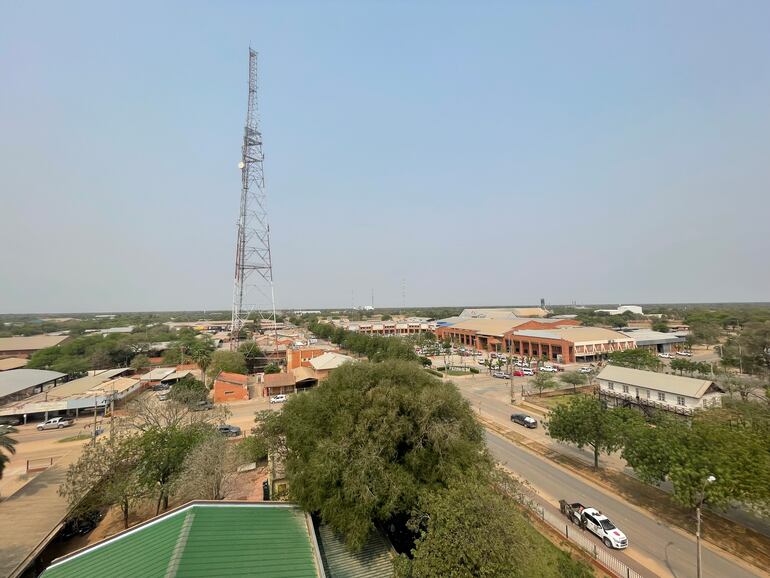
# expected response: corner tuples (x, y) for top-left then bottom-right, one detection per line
(207, 350), (247, 378)
(130, 354), (150, 372)
(608, 348), (661, 371)
(169, 376), (209, 405)
(239, 342), (265, 374)
(669, 358), (712, 376)
(546, 395), (643, 469)
(0, 425), (18, 479)
(719, 321), (770, 375)
(651, 319), (669, 333)
(531, 372), (557, 397)
(263, 363), (280, 374)
(308, 322), (418, 363)
(559, 371), (588, 394)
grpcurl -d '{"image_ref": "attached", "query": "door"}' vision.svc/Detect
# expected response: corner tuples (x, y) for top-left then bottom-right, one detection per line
(584, 514), (600, 537)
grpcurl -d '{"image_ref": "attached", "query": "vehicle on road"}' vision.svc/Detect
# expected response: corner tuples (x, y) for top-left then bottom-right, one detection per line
(510, 413), (537, 428)
(579, 366), (593, 374)
(492, 371), (510, 379)
(559, 500), (628, 549)
(477, 359), (486, 365)
(217, 424), (242, 437)
(192, 400), (214, 412)
(658, 352), (671, 359)
(539, 365), (558, 373)
(513, 370), (524, 377)
(270, 394), (288, 404)
(522, 367), (534, 376)
(37, 417), (74, 430)
(676, 351), (692, 357)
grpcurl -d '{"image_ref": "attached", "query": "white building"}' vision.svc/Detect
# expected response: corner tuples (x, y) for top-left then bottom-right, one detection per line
(596, 365), (724, 416)
(594, 305), (644, 316)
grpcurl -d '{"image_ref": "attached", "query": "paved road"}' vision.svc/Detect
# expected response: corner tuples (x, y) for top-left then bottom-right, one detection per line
(485, 430), (764, 578)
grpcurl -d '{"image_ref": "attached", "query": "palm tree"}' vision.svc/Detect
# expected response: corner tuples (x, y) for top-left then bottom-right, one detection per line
(190, 348), (212, 388)
(0, 425), (19, 479)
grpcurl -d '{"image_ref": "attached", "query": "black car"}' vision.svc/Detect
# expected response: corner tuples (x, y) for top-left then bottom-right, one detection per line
(0, 416), (21, 426)
(217, 424), (242, 438)
(510, 413), (537, 428)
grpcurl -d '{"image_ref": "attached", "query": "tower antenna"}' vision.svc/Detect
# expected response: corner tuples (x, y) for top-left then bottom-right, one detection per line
(231, 49), (277, 351)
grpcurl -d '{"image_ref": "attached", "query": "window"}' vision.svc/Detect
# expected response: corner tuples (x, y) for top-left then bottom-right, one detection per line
(607, 383), (614, 391)
(677, 396), (686, 406)
(622, 384), (629, 393)
(658, 392), (666, 402)
(646, 389), (650, 398)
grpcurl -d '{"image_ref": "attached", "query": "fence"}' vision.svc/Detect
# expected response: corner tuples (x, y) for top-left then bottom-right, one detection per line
(519, 495), (645, 578)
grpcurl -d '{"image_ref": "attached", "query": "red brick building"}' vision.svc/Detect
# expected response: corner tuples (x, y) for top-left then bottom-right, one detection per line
(213, 371), (249, 403)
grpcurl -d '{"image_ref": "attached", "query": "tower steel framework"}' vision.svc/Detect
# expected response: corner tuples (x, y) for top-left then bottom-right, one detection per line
(231, 49), (276, 351)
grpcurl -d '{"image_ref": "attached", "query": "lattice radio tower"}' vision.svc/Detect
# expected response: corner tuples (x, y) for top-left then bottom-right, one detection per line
(231, 49), (277, 351)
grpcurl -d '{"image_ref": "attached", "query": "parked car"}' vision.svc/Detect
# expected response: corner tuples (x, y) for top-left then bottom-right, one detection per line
(217, 424), (242, 437)
(539, 366), (558, 373)
(559, 501), (628, 549)
(477, 359), (486, 365)
(522, 367), (534, 376)
(513, 370), (524, 377)
(151, 383), (171, 391)
(510, 413), (537, 428)
(37, 417), (74, 430)
(157, 392), (169, 402)
(579, 366), (593, 374)
(676, 351), (692, 357)
(0, 416), (21, 426)
(658, 352), (671, 359)
(270, 394), (288, 404)
(60, 510), (103, 540)
(191, 400), (214, 412)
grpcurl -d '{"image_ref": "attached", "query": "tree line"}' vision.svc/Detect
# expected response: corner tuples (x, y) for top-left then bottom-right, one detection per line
(309, 321), (420, 362)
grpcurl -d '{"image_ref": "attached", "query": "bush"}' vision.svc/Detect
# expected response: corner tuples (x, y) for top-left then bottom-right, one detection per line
(469, 367), (479, 374)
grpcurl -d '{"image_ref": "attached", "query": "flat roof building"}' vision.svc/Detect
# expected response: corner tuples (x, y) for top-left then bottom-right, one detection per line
(434, 318), (580, 353)
(0, 335), (69, 359)
(507, 327), (635, 364)
(0, 369), (65, 406)
(0, 358), (27, 372)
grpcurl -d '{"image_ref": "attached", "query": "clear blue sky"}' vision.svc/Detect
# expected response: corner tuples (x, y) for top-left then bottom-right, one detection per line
(2, 1), (769, 313)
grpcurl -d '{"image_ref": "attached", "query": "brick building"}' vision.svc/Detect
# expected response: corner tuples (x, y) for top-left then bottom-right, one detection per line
(213, 372), (249, 403)
(434, 318), (580, 352)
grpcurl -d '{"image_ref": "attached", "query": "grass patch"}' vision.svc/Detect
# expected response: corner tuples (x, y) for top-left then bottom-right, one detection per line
(530, 394), (576, 411)
(57, 433), (90, 443)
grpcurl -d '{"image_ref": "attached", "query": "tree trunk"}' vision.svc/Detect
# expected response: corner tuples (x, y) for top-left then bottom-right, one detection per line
(593, 446), (599, 469)
(122, 501), (129, 529)
(162, 492), (169, 511)
(155, 491), (164, 515)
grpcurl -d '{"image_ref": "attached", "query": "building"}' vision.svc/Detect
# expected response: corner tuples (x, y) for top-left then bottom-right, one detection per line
(0, 369), (136, 422)
(594, 305), (644, 316)
(0, 369), (66, 406)
(308, 352), (354, 380)
(434, 318), (580, 352)
(339, 319), (437, 336)
(0, 335), (69, 359)
(40, 501), (394, 578)
(507, 327), (635, 364)
(620, 329), (685, 354)
(458, 307), (549, 319)
(286, 348), (329, 370)
(0, 358), (27, 372)
(597, 365), (725, 416)
(262, 371), (298, 397)
(213, 372), (250, 403)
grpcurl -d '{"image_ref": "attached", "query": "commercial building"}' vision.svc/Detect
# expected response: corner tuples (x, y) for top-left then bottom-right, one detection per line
(0, 369), (138, 421)
(593, 305), (644, 316)
(620, 329), (685, 354)
(338, 318), (437, 336)
(434, 318), (580, 353)
(597, 365), (725, 416)
(286, 348), (329, 370)
(0, 335), (69, 359)
(213, 372), (249, 403)
(0, 369), (66, 406)
(308, 352), (354, 380)
(507, 327), (635, 364)
(459, 307), (549, 319)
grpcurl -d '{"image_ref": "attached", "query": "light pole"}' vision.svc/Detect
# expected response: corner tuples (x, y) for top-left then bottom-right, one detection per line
(696, 474), (716, 578)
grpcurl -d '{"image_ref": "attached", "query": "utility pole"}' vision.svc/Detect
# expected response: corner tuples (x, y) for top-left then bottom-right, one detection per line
(696, 475), (716, 578)
(231, 48), (277, 353)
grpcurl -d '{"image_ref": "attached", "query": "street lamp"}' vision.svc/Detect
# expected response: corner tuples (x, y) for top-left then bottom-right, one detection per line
(696, 474), (716, 578)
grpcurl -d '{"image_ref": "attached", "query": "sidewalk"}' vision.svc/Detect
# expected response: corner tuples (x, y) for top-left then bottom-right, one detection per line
(0, 447), (84, 578)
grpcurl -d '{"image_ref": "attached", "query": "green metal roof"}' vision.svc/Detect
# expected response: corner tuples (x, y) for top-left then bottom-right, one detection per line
(317, 524), (394, 578)
(42, 503), (321, 578)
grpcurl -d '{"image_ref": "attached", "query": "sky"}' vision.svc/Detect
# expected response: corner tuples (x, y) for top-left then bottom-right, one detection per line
(1, 1), (769, 314)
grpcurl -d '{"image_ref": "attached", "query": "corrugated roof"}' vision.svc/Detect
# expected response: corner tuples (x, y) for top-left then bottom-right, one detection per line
(12, 368), (129, 401)
(217, 371), (248, 384)
(309, 353), (354, 371)
(597, 365), (719, 398)
(0, 357), (27, 371)
(140, 367), (176, 381)
(317, 525), (393, 578)
(514, 327), (633, 343)
(0, 335), (68, 352)
(293, 367), (318, 382)
(443, 319), (531, 336)
(620, 330), (684, 345)
(41, 503), (321, 578)
(0, 369), (64, 398)
(264, 372), (297, 387)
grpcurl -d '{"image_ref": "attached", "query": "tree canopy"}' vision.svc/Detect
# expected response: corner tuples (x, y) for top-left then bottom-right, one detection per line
(608, 348), (662, 371)
(208, 350), (247, 377)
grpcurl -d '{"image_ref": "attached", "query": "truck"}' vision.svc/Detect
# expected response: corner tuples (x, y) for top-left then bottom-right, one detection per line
(559, 500), (628, 549)
(37, 417), (75, 431)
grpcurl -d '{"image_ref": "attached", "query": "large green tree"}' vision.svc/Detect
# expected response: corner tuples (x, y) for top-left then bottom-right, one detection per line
(207, 350), (247, 378)
(545, 395), (642, 469)
(256, 360), (490, 548)
(531, 372), (557, 397)
(608, 348), (662, 371)
(559, 371), (587, 394)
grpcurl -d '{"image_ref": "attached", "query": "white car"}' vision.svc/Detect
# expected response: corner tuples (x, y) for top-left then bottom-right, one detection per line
(270, 394), (287, 404)
(477, 359), (486, 365)
(522, 367), (534, 376)
(658, 353), (671, 359)
(539, 366), (558, 373)
(676, 351), (692, 357)
(579, 366), (593, 374)
(37, 417), (74, 430)
(581, 508), (628, 549)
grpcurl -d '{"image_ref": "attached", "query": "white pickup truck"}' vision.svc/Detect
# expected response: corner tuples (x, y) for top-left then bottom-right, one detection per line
(37, 417), (75, 431)
(559, 501), (628, 549)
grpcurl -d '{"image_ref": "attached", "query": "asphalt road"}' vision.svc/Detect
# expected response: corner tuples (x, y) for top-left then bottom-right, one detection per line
(485, 430), (764, 578)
